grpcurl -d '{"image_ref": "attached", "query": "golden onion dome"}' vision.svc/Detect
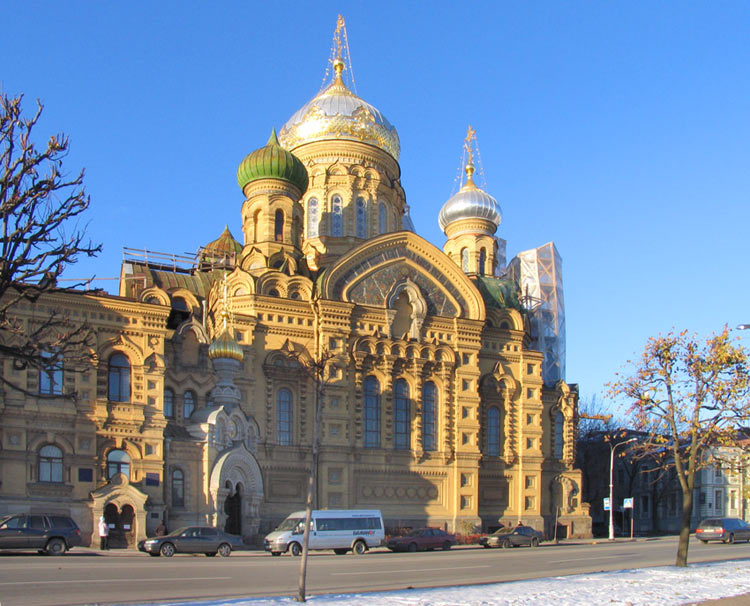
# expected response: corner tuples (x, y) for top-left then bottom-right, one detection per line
(278, 59), (400, 160)
(208, 328), (243, 362)
(438, 161), (502, 233)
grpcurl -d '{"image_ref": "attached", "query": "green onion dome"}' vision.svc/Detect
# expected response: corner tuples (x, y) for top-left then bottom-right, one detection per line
(204, 226), (242, 257)
(237, 129), (308, 194)
(208, 328), (244, 362)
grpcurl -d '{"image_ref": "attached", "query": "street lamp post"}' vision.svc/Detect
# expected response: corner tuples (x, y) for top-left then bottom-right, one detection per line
(609, 437), (637, 541)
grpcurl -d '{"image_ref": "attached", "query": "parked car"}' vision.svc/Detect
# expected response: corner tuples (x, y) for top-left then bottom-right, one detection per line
(0, 513), (82, 555)
(386, 528), (457, 552)
(479, 525), (543, 549)
(138, 526), (244, 557)
(695, 518), (750, 544)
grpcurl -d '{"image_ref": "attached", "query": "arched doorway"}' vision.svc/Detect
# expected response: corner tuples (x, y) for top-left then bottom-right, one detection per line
(209, 445), (264, 540)
(223, 482), (242, 535)
(103, 502), (137, 548)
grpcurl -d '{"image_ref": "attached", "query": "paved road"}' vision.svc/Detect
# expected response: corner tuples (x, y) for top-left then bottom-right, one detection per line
(1, 537), (749, 606)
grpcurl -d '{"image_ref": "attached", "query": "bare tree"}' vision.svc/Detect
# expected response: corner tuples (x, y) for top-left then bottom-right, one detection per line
(0, 93), (101, 396)
(290, 345), (336, 603)
(609, 327), (750, 566)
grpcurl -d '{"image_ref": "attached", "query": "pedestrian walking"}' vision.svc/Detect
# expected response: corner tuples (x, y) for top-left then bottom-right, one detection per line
(98, 516), (110, 550)
(155, 520), (167, 536)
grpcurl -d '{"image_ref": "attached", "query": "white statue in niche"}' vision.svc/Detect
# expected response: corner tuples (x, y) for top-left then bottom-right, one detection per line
(385, 278), (426, 341)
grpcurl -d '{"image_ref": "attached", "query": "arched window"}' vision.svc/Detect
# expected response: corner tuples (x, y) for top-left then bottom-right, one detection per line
(422, 381), (437, 451)
(108, 353), (130, 402)
(39, 445), (63, 483)
(39, 351), (63, 395)
(331, 195), (343, 236)
(378, 201), (387, 234)
(183, 391), (195, 419)
(274, 209), (284, 242)
(364, 376), (381, 448)
(307, 198), (319, 238)
(394, 379), (410, 450)
(172, 469), (185, 507)
(461, 248), (469, 273)
(107, 450), (131, 480)
(487, 406), (501, 456)
(253, 210), (261, 241)
(164, 388), (174, 419)
(479, 248), (487, 276)
(277, 388), (293, 445)
(554, 411), (564, 459)
(356, 197), (367, 238)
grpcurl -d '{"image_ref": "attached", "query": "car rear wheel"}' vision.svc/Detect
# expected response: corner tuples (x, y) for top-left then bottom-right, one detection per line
(289, 542), (302, 556)
(160, 543), (175, 557)
(501, 539), (511, 549)
(353, 540), (367, 555)
(531, 537), (539, 548)
(217, 543), (231, 557)
(442, 541), (452, 551)
(408, 542), (418, 552)
(45, 538), (66, 556)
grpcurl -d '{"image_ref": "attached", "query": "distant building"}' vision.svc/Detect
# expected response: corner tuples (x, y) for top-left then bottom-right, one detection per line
(579, 431), (749, 535)
(0, 19), (591, 547)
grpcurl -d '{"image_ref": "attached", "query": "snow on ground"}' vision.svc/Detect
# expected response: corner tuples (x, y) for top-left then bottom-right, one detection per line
(146, 559), (750, 606)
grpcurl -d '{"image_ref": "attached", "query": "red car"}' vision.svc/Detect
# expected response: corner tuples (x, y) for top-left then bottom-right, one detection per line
(386, 528), (456, 552)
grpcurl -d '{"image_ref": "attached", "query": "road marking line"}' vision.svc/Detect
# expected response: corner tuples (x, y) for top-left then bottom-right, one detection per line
(549, 555), (633, 563)
(0, 576), (230, 586)
(333, 565), (491, 576)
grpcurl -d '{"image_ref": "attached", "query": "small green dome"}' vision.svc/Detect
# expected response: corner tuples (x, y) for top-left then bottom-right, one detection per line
(204, 226), (242, 257)
(237, 129), (308, 194)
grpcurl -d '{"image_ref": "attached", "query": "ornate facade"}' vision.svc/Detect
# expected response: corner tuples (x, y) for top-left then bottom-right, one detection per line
(0, 20), (591, 547)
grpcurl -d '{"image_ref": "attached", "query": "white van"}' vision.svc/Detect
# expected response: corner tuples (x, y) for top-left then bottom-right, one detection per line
(264, 509), (384, 556)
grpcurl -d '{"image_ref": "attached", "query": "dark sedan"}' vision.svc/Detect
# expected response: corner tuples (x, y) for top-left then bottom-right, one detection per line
(386, 528), (457, 552)
(696, 518), (750, 544)
(138, 526), (243, 557)
(479, 525), (543, 549)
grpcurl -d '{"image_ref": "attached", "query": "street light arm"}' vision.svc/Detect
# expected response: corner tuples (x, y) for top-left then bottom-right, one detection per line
(609, 437), (637, 541)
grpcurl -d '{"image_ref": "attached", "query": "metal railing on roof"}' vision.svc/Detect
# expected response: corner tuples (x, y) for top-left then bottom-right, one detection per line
(122, 247), (198, 274)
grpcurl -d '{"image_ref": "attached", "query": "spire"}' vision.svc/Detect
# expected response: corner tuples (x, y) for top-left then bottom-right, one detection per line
(463, 125), (478, 190)
(321, 14), (357, 93)
(267, 128), (280, 146)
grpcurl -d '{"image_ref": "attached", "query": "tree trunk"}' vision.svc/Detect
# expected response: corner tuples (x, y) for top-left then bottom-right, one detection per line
(675, 488), (693, 567)
(296, 389), (323, 602)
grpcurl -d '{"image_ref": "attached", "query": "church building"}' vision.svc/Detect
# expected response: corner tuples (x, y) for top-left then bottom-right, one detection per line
(0, 18), (591, 547)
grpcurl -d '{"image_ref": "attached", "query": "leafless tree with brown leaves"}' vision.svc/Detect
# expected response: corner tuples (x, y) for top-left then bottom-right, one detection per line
(0, 93), (101, 397)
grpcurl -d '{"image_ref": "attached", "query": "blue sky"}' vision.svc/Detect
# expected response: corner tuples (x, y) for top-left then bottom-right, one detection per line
(3, 2), (749, 409)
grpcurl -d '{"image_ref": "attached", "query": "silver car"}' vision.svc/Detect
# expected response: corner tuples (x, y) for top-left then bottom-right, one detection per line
(479, 525), (543, 549)
(138, 526), (244, 557)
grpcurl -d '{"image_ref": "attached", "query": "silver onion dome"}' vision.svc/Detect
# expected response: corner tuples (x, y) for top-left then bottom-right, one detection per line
(438, 163), (502, 232)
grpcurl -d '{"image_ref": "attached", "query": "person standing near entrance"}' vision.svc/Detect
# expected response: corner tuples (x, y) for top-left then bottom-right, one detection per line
(155, 520), (167, 536)
(98, 516), (109, 550)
